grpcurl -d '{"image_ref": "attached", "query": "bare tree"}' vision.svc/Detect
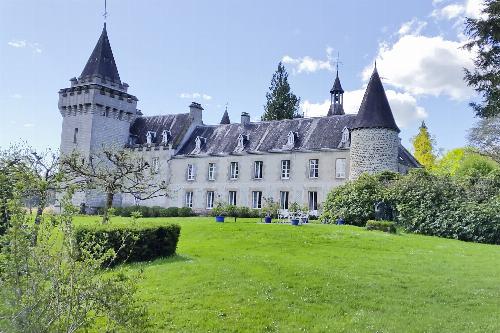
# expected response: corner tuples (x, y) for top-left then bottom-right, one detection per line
(468, 115), (500, 164)
(62, 148), (169, 222)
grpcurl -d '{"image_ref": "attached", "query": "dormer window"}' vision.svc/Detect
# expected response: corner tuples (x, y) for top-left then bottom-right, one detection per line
(193, 136), (206, 154)
(146, 131), (156, 145)
(161, 130), (171, 144)
(338, 127), (350, 149)
(234, 134), (249, 153)
(284, 131), (298, 150)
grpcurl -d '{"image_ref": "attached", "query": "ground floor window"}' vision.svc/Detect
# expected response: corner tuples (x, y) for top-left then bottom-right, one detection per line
(185, 191), (193, 208)
(308, 191), (318, 211)
(280, 191), (289, 210)
(206, 191), (215, 209)
(252, 191), (262, 209)
(229, 191), (237, 205)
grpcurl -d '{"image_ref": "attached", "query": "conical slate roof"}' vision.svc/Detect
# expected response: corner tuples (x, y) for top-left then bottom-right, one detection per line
(330, 72), (344, 94)
(352, 67), (400, 132)
(80, 24), (121, 83)
(220, 109), (230, 124)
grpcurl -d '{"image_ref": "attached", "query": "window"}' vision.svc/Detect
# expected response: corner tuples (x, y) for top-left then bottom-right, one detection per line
(309, 159), (319, 178)
(252, 191), (262, 209)
(335, 158), (346, 179)
(73, 128), (78, 144)
(206, 191), (215, 209)
(308, 191), (318, 211)
(281, 160), (290, 179)
(185, 191), (193, 208)
(280, 191), (289, 210)
(152, 157), (160, 174)
(229, 191), (237, 205)
(187, 164), (195, 181)
(254, 161), (263, 179)
(208, 163), (216, 181)
(230, 162), (239, 179)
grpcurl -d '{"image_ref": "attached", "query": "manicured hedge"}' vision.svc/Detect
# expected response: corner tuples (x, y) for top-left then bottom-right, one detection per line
(366, 220), (396, 233)
(74, 223), (181, 266)
(112, 206), (194, 218)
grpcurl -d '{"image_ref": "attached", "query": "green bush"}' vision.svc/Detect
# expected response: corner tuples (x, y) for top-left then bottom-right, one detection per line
(74, 223), (181, 266)
(178, 207), (194, 217)
(366, 220), (396, 233)
(322, 172), (398, 226)
(112, 206), (192, 218)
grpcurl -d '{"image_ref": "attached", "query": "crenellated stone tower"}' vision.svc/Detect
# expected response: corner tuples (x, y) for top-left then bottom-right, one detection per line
(58, 23), (140, 158)
(349, 66), (400, 180)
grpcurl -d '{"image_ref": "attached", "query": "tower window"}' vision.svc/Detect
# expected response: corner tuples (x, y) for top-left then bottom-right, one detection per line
(73, 128), (78, 144)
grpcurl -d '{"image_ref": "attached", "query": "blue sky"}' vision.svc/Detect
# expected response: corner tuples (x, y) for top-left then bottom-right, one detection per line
(0, 0), (484, 152)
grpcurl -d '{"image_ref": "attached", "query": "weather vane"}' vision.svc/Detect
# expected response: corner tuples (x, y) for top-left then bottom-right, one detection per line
(103, 0), (108, 22)
(333, 52), (342, 74)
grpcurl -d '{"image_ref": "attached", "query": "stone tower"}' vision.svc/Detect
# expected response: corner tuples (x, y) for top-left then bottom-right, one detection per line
(58, 23), (140, 158)
(328, 69), (345, 116)
(349, 66), (400, 180)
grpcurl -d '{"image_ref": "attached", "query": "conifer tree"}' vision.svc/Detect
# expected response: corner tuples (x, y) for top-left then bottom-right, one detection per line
(412, 121), (437, 169)
(463, 0), (500, 118)
(262, 62), (301, 121)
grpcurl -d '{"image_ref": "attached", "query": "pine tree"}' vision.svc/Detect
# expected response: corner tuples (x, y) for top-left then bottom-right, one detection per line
(262, 62), (301, 121)
(463, 0), (500, 118)
(412, 121), (437, 169)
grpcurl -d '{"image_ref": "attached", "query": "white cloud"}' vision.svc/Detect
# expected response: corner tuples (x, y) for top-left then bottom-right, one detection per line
(11, 94), (22, 99)
(7, 39), (42, 53)
(282, 47), (336, 74)
(7, 40), (26, 48)
(432, 0), (486, 20)
(23, 123), (34, 128)
(301, 89), (426, 129)
(179, 92), (212, 101)
(363, 35), (474, 100)
(398, 18), (427, 36)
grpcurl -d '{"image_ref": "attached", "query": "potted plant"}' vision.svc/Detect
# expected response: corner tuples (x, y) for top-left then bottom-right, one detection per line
(288, 202), (301, 226)
(262, 197), (279, 223)
(212, 201), (226, 222)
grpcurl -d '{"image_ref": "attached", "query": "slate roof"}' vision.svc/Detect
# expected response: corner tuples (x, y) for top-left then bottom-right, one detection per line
(399, 145), (421, 168)
(129, 113), (192, 148)
(352, 67), (400, 132)
(176, 115), (357, 155)
(330, 73), (344, 94)
(220, 109), (230, 124)
(80, 24), (121, 84)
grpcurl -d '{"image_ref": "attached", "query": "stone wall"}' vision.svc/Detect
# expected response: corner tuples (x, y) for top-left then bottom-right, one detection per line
(349, 128), (399, 180)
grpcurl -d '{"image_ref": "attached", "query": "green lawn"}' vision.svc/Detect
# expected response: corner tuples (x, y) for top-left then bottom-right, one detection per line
(76, 216), (500, 332)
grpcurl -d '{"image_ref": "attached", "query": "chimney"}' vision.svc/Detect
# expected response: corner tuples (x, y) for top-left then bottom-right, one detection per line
(241, 112), (250, 125)
(189, 102), (204, 124)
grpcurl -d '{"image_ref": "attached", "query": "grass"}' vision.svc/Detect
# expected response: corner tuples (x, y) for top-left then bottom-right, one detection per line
(76, 216), (500, 332)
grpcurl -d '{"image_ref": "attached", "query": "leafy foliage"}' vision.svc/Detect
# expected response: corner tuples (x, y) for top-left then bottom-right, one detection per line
(366, 220), (396, 233)
(412, 121), (436, 168)
(468, 115), (500, 163)
(262, 62), (301, 121)
(463, 0), (500, 118)
(74, 222), (181, 266)
(113, 205), (193, 218)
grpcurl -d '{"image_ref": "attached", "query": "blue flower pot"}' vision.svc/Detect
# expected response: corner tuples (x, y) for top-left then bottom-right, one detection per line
(215, 216), (225, 223)
(291, 219), (300, 226)
(264, 216), (272, 223)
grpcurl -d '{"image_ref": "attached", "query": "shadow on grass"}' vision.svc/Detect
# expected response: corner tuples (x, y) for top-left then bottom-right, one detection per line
(125, 254), (193, 269)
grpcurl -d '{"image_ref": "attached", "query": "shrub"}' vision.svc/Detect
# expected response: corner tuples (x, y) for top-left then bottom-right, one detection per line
(74, 223), (181, 265)
(178, 207), (194, 217)
(366, 220), (396, 233)
(112, 206), (192, 218)
(322, 173), (397, 226)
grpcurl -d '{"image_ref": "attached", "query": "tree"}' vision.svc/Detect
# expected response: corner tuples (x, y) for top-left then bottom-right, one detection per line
(262, 62), (301, 121)
(468, 115), (500, 163)
(412, 121), (437, 169)
(463, 0), (500, 118)
(62, 148), (169, 223)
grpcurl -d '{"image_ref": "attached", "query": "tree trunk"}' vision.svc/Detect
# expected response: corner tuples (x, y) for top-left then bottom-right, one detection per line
(34, 193), (47, 226)
(102, 192), (114, 224)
